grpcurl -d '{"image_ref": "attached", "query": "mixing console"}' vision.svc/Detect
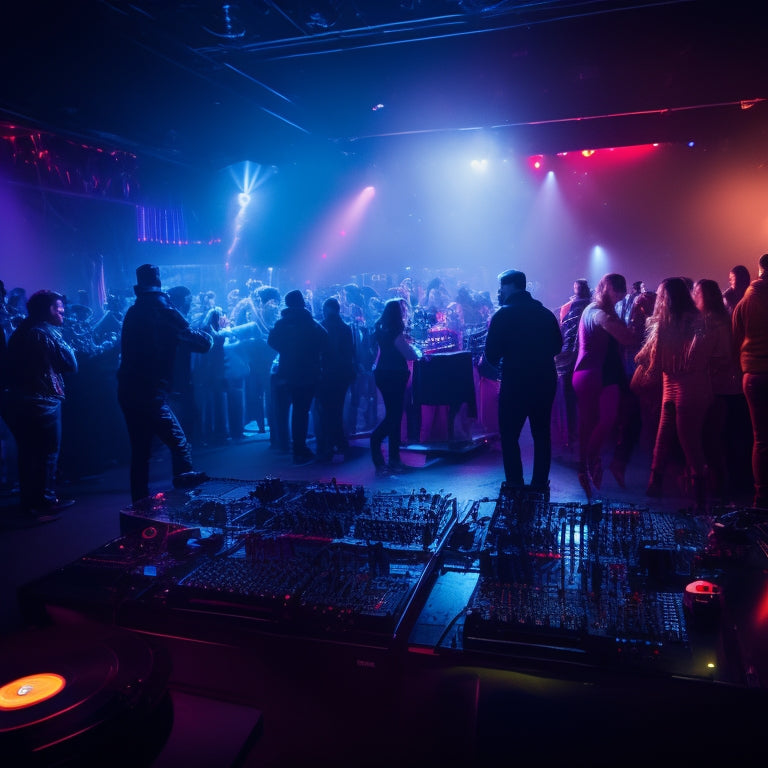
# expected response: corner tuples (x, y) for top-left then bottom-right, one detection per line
(114, 478), (457, 640)
(463, 486), (710, 665)
(351, 490), (457, 549)
(169, 542), (315, 620)
(27, 476), (764, 676)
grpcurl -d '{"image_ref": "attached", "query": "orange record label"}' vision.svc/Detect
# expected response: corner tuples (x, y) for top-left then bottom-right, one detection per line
(0, 673), (66, 709)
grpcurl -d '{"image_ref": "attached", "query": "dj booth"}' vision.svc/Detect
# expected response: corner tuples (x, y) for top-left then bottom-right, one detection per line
(402, 350), (498, 455)
(9, 478), (768, 765)
(411, 351), (478, 441)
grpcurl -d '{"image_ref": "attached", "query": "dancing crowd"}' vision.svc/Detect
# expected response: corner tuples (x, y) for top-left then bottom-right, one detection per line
(552, 264), (762, 511)
(0, 255), (766, 524)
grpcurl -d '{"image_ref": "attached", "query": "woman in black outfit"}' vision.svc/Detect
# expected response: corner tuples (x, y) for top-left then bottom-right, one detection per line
(370, 298), (421, 476)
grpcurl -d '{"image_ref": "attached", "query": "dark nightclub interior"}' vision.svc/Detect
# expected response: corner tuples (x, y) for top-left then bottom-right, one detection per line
(2, 2), (768, 766)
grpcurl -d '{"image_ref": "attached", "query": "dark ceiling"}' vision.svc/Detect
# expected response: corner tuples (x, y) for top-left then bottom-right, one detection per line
(1, 0), (766, 175)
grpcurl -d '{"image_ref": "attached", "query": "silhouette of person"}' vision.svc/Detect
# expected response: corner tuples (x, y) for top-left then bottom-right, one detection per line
(732, 253), (768, 509)
(2, 290), (78, 522)
(640, 277), (714, 510)
(484, 270), (562, 493)
(316, 297), (357, 461)
(572, 273), (635, 499)
(117, 265), (213, 504)
(0, 280), (16, 491)
(267, 289), (329, 464)
(369, 298), (421, 476)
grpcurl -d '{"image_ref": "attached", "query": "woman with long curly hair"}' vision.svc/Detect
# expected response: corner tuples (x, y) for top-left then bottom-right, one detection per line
(571, 273), (635, 499)
(637, 277), (714, 508)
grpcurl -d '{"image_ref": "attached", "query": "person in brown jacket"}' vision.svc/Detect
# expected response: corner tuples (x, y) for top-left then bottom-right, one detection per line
(732, 253), (768, 509)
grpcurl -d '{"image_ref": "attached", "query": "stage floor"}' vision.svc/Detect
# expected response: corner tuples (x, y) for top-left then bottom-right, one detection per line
(2, 423), (767, 766)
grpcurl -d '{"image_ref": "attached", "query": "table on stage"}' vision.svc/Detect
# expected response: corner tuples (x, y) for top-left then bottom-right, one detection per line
(404, 351), (497, 444)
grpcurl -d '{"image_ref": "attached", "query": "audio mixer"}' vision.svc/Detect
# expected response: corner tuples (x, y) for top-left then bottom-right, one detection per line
(22, 478), (458, 645)
(462, 485), (711, 668)
(20, 478), (765, 682)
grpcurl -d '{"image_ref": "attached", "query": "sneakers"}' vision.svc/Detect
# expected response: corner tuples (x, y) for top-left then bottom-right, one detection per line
(172, 471), (210, 489)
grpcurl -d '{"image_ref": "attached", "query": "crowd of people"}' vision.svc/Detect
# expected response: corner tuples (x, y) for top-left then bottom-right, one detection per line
(0, 267), (495, 521)
(0, 255), (766, 524)
(549, 263), (762, 510)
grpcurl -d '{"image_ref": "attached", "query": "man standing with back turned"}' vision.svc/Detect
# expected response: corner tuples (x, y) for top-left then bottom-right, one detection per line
(267, 289), (329, 465)
(484, 269), (563, 494)
(732, 253), (768, 509)
(118, 264), (213, 504)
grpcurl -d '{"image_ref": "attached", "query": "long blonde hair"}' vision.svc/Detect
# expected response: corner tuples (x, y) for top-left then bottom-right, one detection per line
(640, 277), (701, 373)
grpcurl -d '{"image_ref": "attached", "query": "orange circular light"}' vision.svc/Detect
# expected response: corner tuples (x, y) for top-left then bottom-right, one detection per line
(0, 673), (66, 710)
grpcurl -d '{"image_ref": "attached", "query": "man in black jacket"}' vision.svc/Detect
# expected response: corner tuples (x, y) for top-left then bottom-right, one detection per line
(316, 297), (357, 461)
(3, 289), (78, 522)
(484, 269), (562, 493)
(267, 289), (329, 464)
(117, 265), (213, 503)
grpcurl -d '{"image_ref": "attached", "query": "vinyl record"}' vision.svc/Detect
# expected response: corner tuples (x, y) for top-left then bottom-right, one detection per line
(0, 622), (172, 766)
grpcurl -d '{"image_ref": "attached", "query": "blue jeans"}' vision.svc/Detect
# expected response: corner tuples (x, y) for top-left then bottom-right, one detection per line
(118, 389), (193, 503)
(3, 393), (62, 511)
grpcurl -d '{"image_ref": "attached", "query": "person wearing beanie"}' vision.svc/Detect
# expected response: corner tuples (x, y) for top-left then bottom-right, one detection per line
(267, 288), (329, 464)
(484, 269), (563, 495)
(117, 264), (214, 504)
(283, 289), (305, 309)
(2, 289), (78, 523)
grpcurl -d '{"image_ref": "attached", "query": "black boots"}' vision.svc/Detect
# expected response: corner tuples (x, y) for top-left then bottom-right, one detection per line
(173, 470), (210, 489)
